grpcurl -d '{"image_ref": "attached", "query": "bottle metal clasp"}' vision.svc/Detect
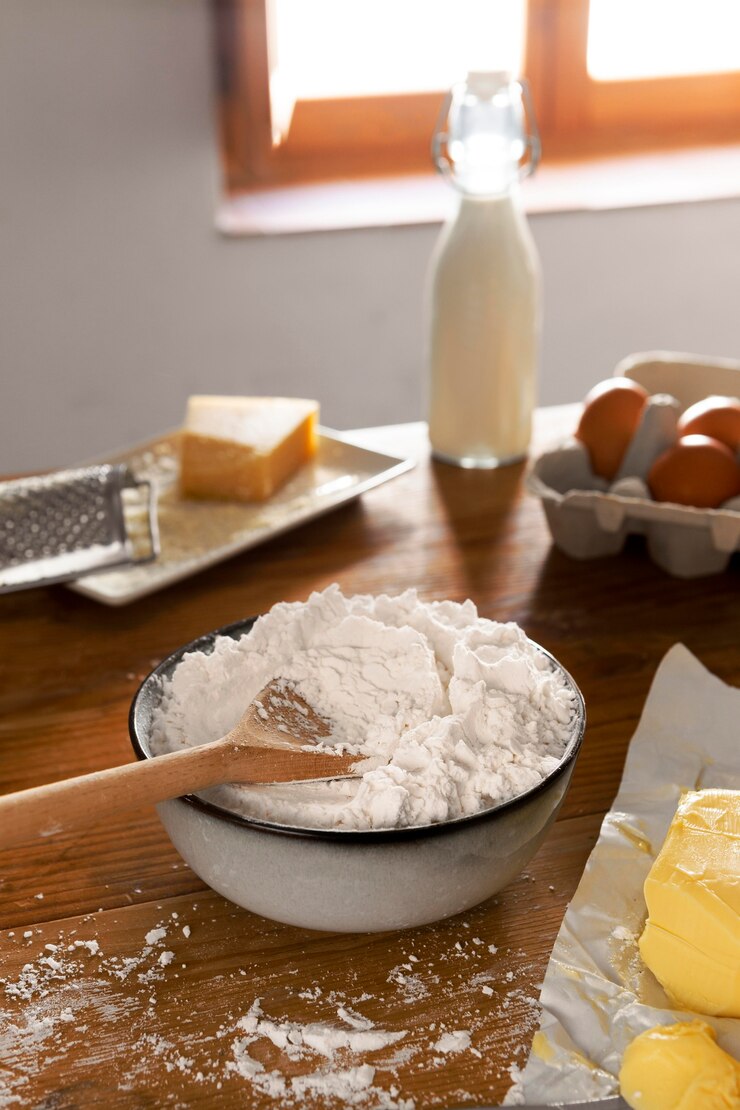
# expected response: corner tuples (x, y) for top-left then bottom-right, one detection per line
(432, 77), (541, 194)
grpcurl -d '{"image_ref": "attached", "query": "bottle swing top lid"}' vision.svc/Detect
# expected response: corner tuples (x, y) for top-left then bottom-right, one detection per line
(432, 71), (540, 196)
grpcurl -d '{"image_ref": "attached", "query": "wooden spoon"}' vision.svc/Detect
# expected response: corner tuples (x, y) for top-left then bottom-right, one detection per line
(0, 680), (357, 849)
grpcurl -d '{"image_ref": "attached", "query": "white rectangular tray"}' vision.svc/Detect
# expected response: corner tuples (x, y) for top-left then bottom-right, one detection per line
(68, 428), (414, 606)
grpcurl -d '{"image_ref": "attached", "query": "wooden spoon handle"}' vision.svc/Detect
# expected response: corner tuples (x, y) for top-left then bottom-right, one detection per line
(0, 738), (356, 849)
(0, 739), (239, 849)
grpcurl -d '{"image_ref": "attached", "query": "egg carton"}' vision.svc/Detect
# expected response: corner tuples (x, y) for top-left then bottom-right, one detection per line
(527, 351), (740, 578)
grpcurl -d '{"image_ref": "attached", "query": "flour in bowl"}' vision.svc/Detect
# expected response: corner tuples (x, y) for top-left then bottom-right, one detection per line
(149, 585), (577, 830)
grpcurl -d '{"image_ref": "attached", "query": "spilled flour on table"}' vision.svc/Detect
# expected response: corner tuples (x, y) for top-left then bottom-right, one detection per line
(432, 1031), (472, 1054)
(225, 999), (413, 1108)
(0, 903), (543, 1108)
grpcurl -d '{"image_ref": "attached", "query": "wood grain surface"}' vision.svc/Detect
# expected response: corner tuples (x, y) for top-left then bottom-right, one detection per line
(0, 411), (738, 1109)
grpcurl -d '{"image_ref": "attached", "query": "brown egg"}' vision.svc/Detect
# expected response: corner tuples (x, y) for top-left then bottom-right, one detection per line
(575, 377), (649, 480)
(677, 395), (740, 452)
(648, 434), (740, 508)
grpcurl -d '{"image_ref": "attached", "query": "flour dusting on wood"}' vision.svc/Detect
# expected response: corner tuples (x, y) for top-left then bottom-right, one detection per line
(0, 898), (542, 1108)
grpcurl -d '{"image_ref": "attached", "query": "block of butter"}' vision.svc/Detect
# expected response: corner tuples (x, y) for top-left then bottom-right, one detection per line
(619, 1021), (740, 1110)
(638, 788), (740, 1017)
(180, 396), (319, 503)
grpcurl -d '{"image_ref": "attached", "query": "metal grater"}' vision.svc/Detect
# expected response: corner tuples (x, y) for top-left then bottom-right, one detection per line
(0, 464), (159, 594)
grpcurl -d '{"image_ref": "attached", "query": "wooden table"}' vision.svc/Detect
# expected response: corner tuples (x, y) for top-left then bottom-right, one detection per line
(1, 412), (738, 1108)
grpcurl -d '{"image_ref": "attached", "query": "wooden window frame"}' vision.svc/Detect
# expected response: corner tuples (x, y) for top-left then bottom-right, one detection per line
(215, 0), (740, 195)
(527, 0), (740, 158)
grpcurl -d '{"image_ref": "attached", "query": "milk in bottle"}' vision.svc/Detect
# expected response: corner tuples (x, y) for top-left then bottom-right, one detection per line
(427, 72), (541, 468)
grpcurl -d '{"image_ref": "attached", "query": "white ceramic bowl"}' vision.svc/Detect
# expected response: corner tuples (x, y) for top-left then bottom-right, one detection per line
(129, 618), (585, 933)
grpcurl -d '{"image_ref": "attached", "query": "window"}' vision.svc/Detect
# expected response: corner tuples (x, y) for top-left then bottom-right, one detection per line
(532, 0), (740, 159)
(215, 0), (740, 194)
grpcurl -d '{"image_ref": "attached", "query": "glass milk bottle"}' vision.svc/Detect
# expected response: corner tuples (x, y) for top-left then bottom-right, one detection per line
(427, 72), (541, 468)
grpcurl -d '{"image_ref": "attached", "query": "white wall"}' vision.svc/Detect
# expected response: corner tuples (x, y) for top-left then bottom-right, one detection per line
(2, 0), (740, 472)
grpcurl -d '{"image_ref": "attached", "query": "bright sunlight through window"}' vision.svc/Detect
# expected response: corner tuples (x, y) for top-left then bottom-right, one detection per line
(588, 0), (740, 81)
(273, 0), (526, 100)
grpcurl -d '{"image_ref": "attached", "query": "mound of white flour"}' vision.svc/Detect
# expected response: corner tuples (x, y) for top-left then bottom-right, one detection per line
(149, 586), (577, 830)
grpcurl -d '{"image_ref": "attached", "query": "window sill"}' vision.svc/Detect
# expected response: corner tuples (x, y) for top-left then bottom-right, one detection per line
(217, 143), (740, 237)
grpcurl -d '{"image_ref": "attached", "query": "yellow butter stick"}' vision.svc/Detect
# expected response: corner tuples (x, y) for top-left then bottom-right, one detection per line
(638, 788), (740, 1017)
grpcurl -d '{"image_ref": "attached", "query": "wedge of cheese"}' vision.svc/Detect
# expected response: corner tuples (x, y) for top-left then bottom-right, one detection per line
(179, 396), (319, 503)
(638, 788), (740, 1017)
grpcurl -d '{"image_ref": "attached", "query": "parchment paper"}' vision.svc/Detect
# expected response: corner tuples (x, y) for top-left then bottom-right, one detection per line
(506, 643), (740, 1103)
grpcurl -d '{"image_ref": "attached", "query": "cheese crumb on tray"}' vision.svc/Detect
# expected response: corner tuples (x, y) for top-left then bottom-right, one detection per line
(638, 788), (740, 1017)
(179, 395), (319, 502)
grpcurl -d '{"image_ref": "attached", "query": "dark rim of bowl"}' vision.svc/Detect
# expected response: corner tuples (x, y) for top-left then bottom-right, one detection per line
(129, 616), (586, 844)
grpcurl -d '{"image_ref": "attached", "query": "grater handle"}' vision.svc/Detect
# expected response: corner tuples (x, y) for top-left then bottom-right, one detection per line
(125, 476), (160, 566)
